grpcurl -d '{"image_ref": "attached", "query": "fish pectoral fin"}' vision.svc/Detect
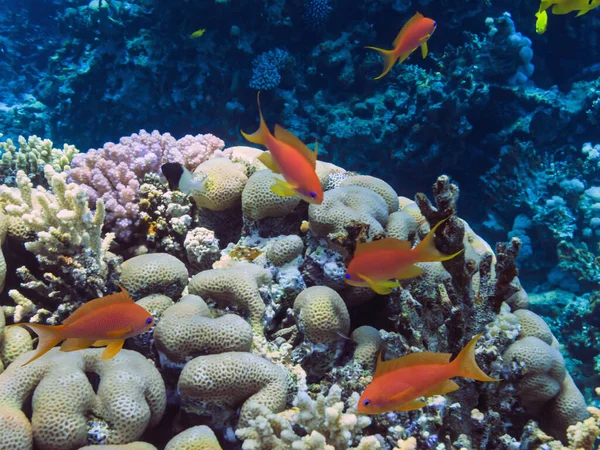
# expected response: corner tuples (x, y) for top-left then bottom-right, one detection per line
(393, 400), (428, 412)
(357, 273), (400, 295)
(389, 386), (416, 402)
(421, 41), (429, 58)
(258, 152), (282, 174)
(270, 178), (298, 197)
(420, 379), (460, 398)
(395, 264), (424, 280)
(60, 338), (96, 353)
(92, 339), (117, 347)
(101, 340), (125, 360)
(105, 328), (132, 338)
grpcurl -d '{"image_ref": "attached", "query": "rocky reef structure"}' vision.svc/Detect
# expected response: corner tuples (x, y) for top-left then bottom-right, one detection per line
(0, 135), (597, 450)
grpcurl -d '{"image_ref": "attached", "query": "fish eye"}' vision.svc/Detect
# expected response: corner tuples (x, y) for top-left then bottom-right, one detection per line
(310, 191), (317, 198)
(362, 399), (371, 407)
(145, 317), (153, 325)
(345, 273), (351, 279)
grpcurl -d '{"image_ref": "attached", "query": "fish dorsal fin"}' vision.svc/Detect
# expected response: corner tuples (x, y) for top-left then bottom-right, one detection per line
(62, 288), (134, 326)
(374, 350), (452, 378)
(393, 12), (425, 47)
(355, 238), (412, 257)
(274, 124), (317, 167)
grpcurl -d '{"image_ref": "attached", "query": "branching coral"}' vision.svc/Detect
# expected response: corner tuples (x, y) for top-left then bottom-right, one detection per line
(0, 166), (117, 322)
(236, 384), (374, 450)
(0, 134), (79, 187)
(68, 130), (225, 241)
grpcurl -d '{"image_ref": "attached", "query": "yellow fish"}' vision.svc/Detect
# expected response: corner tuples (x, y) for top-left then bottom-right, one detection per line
(536, 0), (600, 34)
(190, 29), (206, 39)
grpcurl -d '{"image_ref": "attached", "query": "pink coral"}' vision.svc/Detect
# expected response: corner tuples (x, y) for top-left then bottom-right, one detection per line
(68, 130), (226, 241)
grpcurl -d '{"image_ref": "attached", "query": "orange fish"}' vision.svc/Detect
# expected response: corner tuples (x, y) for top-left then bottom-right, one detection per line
(9, 287), (154, 366)
(366, 12), (437, 80)
(358, 333), (500, 414)
(344, 217), (462, 295)
(241, 92), (323, 204)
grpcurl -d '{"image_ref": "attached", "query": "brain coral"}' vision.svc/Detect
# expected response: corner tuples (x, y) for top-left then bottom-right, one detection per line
(514, 309), (554, 345)
(164, 425), (223, 450)
(0, 324), (33, 370)
(191, 158), (248, 211)
(502, 336), (566, 407)
(154, 295), (253, 364)
(0, 348), (166, 449)
(308, 186), (388, 239)
(266, 235), (304, 266)
(339, 175), (399, 214)
(293, 286), (350, 345)
(120, 253), (188, 299)
(78, 443), (157, 450)
(0, 210), (6, 292)
(188, 262), (271, 331)
(178, 352), (289, 427)
(242, 170), (301, 220)
(542, 373), (590, 441)
(385, 211), (419, 241)
(351, 326), (383, 371)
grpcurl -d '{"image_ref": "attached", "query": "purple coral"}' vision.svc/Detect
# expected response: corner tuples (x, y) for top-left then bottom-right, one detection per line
(68, 130), (225, 241)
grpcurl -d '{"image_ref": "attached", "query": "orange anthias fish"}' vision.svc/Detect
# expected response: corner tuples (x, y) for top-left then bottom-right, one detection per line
(366, 12), (437, 80)
(9, 287), (154, 366)
(344, 217), (462, 295)
(358, 333), (500, 414)
(241, 92), (323, 204)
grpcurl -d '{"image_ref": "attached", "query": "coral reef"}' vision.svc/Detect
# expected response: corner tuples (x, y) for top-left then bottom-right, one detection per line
(0, 348), (165, 448)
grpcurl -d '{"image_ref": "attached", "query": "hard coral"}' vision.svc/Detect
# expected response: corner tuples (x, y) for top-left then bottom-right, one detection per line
(308, 186), (388, 240)
(191, 158), (248, 211)
(120, 253), (188, 300)
(164, 425), (223, 450)
(188, 262), (271, 332)
(0, 348), (166, 449)
(178, 352), (289, 427)
(154, 295), (253, 364)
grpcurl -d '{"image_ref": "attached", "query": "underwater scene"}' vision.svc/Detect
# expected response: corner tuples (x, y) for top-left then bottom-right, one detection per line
(1, 0), (600, 449)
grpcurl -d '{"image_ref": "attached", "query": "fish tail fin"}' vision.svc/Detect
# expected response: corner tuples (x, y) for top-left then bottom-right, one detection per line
(10, 323), (65, 366)
(365, 46), (398, 80)
(451, 333), (501, 382)
(413, 216), (463, 262)
(241, 91), (269, 146)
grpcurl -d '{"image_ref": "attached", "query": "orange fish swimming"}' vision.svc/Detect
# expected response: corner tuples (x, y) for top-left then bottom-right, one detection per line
(366, 12), (437, 80)
(9, 287), (154, 366)
(344, 217), (462, 295)
(241, 92), (323, 204)
(358, 333), (500, 414)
